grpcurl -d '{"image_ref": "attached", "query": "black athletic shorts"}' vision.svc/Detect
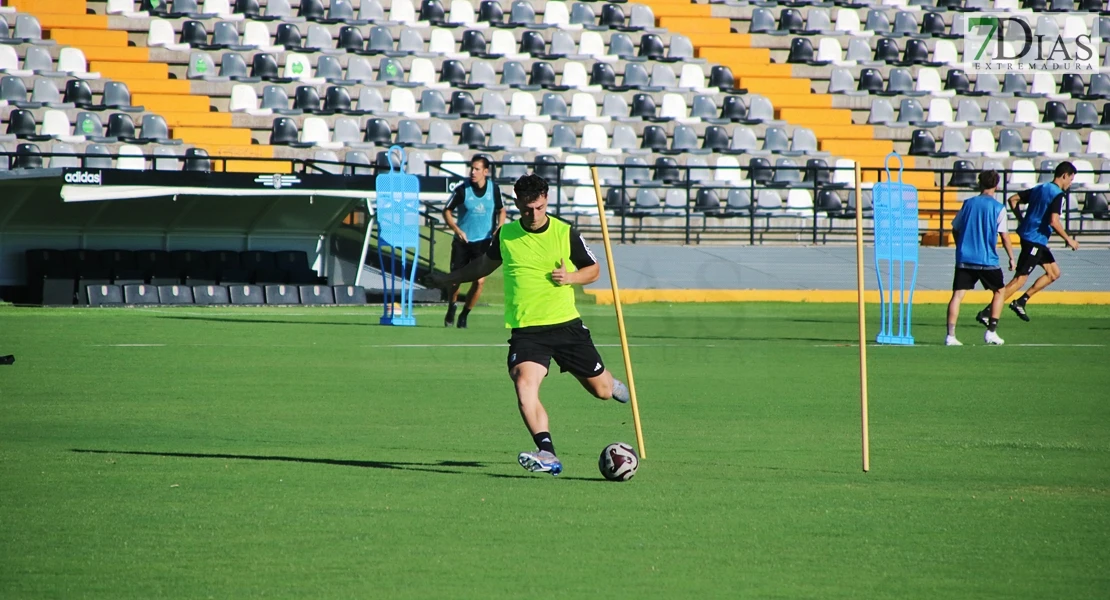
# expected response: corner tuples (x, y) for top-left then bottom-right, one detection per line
(507, 318), (606, 379)
(1015, 239), (1055, 276)
(952, 267), (1004, 291)
(450, 238), (491, 271)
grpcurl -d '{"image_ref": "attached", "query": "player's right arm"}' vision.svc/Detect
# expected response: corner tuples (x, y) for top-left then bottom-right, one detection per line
(1008, 189), (1031, 222)
(442, 187), (467, 242)
(429, 254), (501, 288)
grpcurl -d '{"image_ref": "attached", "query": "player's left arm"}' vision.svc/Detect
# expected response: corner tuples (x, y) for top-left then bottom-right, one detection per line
(551, 227), (600, 286)
(1048, 194), (1079, 251)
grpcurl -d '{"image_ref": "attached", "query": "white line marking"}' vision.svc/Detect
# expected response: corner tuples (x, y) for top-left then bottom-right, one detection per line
(97, 344), (167, 347)
(814, 343), (1105, 348)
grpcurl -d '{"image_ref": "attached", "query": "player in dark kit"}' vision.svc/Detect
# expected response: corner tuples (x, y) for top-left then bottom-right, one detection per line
(442, 155), (505, 329)
(975, 162), (1079, 326)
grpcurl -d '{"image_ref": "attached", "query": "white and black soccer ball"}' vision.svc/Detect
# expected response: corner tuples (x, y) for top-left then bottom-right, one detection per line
(598, 442), (638, 482)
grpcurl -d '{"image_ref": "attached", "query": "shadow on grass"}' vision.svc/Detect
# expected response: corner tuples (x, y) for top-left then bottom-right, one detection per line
(156, 315), (378, 327)
(154, 315), (446, 329)
(70, 449), (604, 483)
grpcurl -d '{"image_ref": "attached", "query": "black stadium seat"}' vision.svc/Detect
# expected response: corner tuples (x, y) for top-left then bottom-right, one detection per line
(709, 66), (735, 90)
(123, 283), (160, 304)
(193, 284), (230, 305)
(293, 86), (321, 112)
(590, 63), (616, 88)
(909, 130), (937, 156)
(300, 284), (335, 305)
(478, 0), (503, 23)
(333, 285), (366, 305)
(228, 284), (265, 305)
(158, 284), (194, 304)
(87, 284), (124, 306)
(264, 284), (301, 304)
(337, 26), (364, 52)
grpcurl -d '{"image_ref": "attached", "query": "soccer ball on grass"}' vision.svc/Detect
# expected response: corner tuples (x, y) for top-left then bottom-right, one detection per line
(598, 442), (638, 482)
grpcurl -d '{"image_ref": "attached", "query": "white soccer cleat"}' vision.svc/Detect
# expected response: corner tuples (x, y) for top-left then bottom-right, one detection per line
(945, 335), (963, 346)
(610, 378), (630, 404)
(984, 331), (1005, 345)
(518, 450), (562, 476)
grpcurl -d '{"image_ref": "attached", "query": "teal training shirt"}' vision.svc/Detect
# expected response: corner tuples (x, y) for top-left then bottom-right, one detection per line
(952, 194), (1007, 268)
(446, 181), (502, 242)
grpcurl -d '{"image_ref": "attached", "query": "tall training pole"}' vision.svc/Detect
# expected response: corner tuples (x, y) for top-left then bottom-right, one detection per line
(590, 167), (646, 459)
(855, 162), (870, 473)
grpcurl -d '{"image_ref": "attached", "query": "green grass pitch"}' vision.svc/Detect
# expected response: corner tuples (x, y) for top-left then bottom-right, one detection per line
(1, 302), (1107, 599)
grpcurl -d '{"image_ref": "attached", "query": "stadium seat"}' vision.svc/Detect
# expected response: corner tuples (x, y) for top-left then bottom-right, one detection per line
(225, 284), (264, 305)
(123, 284), (160, 304)
(333, 285), (367, 305)
(87, 284), (124, 307)
(192, 285), (230, 305)
(260, 282), (300, 304)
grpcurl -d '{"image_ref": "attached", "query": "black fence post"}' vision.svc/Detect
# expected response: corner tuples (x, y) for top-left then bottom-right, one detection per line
(939, 168), (946, 246)
(684, 166), (691, 245)
(748, 177), (755, 246)
(811, 167), (818, 245)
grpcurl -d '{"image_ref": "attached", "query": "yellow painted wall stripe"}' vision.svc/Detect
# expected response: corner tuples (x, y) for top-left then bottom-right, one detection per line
(585, 289), (1110, 305)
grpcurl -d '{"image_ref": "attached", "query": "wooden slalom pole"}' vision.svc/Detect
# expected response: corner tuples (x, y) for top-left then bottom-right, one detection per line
(855, 162), (870, 473)
(590, 167), (646, 459)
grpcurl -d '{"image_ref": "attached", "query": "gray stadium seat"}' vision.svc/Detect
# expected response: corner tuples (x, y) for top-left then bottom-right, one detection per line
(191, 284), (228, 304)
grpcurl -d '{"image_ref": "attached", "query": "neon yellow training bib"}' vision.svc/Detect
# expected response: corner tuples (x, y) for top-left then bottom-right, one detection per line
(499, 218), (580, 329)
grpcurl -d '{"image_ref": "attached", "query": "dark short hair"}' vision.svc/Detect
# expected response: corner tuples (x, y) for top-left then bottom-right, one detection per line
(470, 155), (491, 171)
(1054, 161), (1077, 178)
(514, 173), (548, 203)
(977, 170), (1000, 192)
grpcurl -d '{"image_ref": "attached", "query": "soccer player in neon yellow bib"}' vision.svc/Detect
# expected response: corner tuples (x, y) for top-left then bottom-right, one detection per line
(427, 174), (630, 476)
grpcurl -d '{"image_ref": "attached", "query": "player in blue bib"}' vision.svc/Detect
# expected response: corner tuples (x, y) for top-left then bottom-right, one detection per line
(945, 170), (1015, 346)
(975, 162), (1080, 326)
(441, 155), (505, 328)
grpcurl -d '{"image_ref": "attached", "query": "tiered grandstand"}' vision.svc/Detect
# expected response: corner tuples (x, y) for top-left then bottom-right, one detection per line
(0, 0), (1108, 302)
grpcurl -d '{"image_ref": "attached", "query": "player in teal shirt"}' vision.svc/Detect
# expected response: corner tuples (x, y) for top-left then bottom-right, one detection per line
(441, 156), (505, 328)
(946, 170), (1015, 346)
(976, 162), (1080, 326)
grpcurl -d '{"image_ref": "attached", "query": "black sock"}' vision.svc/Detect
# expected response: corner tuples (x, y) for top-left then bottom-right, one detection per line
(988, 318), (998, 332)
(532, 431), (555, 455)
(459, 307), (470, 318)
(1018, 293), (1029, 304)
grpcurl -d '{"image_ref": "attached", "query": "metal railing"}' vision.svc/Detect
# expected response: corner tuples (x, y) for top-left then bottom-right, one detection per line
(423, 158), (1110, 245)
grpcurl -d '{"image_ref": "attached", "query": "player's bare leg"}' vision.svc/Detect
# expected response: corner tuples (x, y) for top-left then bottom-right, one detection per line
(574, 370), (630, 403)
(445, 284), (461, 326)
(511, 362), (561, 475)
(511, 361), (549, 433)
(980, 274), (1028, 326)
(984, 289), (1005, 345)
(1010, 263), (1059, 323)
(946, 289), (966, 345)
(457, 277), (484, 328)
(1023, 262), (1060, 300)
